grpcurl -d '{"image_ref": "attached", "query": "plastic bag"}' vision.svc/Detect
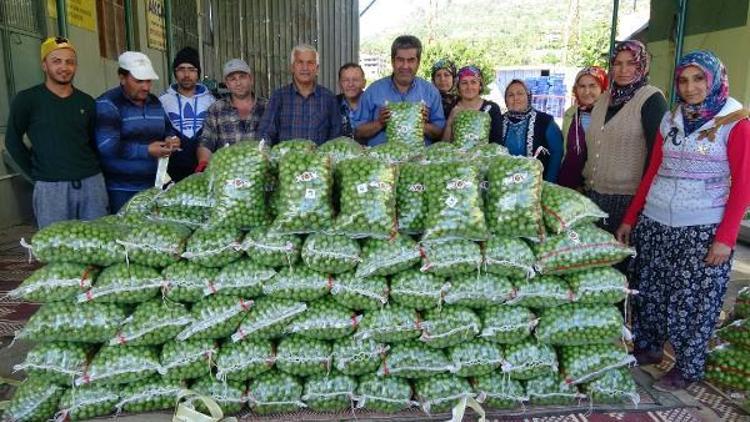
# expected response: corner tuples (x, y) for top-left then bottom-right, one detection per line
(4, 378), (65, 422)
(507, 275), (572, 308)
(422, 162), (488, 242)
(8, 263), (98, 302)
(716, 319), (750, 349)
(705, 344), (750, 391)
(453, 110), (490, 149)
(389, 269), (449, 310)
(396, 162), (426, 234)
(207, 140), (268, 229)
(334, 157), (397, 239)
(482, 236), (536, 279)
(535, 304), (624, 345)
(473, 373), (526, 410)
(248, 371), (306, 415)
(19, 302), (126, 343)
(561, 343), (636, 384)
(449, 339), (504, 377)
(302, 373), (357, 412)
(533, 224), (635, 275)
(154, 172), (212, 226)
(28, 220), (125, 266)
(415, 374), (474, 414)
(160, 339), (217, 381)
(443, 273), (515, 308)
(182, 225), (243, 268)
(317, 136), (363, 167)
(301, 233), (361, 274)
(379, 341), (453, 378)
(420, 239), (482, 277)
(583, 368), (639, 405)
(357, 305), (421, 343)
(162, 261), (220, 303)
(240, 228), (301, 268)
(190, 376), (246, 415)
(206, 259), (276, 298)
(57, 385), (119, 421)
(331, 272), (389, 311)
(216, 339), (275, 381)
(117, 187), (159, 220)
(271, 151), (333, 234)
(367, 141), (420, 165)
(526, 373), (583, 406)
(566, 267), (630, 304)
(420, 306), (481, 349)
(386, 101), (425, 148)
(735, 286), (750, 319)
(109, 299), (192, 346)
(541, 182), (608, 234)
(119, 220), (192, 268)
(14, 342), (89, 385)
(78, 263), (162, 304)
(419, 142), (466, 164)
(501, 339), (558, 380)
(286, 298), (359, 340)
(332, 336), (387, 376)
(275, 336), (331, 377)
(485, 155), (545, 241)
(176, 295), (253, 341)
(76, 345), (161, 386)
(356, 374), (417, 413)
(231, 298), (307, 341)
(480, 305), (537, 344)
(262, 266), (331, 302)
(116, 377), (183, 413)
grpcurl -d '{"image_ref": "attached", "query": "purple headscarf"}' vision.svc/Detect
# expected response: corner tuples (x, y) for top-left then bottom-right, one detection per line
(674, 50), (729, 135)
(609, 40), (650, 108)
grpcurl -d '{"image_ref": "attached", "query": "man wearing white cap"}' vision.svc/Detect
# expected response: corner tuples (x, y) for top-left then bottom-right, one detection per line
(5, 36), (108, 228)
(95, 51), (178, 212)
(195, 58), (267, 170)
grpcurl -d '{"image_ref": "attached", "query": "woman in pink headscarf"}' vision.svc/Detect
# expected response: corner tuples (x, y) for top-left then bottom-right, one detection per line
(442, 65), (503, 143)
(558, 66), (608, 190)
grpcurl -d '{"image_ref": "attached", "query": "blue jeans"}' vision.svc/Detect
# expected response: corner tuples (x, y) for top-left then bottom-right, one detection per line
(107, 189), (140, 214)
(32, 173), (109, 228)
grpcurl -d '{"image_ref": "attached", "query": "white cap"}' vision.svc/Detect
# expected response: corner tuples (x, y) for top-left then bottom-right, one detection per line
(223, 58), (252, 79)
(118, 51), (159, 81)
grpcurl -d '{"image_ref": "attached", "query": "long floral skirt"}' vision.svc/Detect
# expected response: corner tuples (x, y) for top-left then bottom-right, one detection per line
(631, 215), (731, 381)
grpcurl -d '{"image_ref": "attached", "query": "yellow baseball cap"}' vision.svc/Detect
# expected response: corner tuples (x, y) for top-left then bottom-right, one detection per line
(40, 36), (76, 61)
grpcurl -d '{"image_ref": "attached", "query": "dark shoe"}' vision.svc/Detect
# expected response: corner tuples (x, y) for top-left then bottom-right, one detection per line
(653, 368), (692, 392)
(634, 349), (663, 366)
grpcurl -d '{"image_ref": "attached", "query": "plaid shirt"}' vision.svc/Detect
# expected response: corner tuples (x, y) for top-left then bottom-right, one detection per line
(198, 96), (267, 151)
(259, 83), (342, 145)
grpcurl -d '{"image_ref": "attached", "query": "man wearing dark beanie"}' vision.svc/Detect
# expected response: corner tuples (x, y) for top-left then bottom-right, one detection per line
(159, 46), (215, 182)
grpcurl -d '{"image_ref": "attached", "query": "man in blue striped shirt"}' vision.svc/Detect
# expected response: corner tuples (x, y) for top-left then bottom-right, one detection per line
(259, 44), (341, 145)
(95, 51), (177, 212)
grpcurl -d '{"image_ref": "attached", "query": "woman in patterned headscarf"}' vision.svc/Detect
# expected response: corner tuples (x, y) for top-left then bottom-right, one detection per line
(431, 58), (458, 118)
(442, 65), (502, 143)
(582, 40), (669, 234)
(558, 66), (608, 190)
(499, 79), (564, 182)
(617, 50), (750, 391)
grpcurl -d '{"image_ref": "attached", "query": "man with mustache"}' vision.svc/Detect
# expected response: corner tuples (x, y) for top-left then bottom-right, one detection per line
(5, 37), (108, 228)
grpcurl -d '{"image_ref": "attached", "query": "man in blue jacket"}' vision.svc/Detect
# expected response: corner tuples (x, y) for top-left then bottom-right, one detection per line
(95, 51), (177, 213)
(159, 47), (215, 181)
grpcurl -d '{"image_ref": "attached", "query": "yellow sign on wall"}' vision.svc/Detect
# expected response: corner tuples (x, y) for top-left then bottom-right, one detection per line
(47, 0), (97, 32)
(147, 0), (166, 51)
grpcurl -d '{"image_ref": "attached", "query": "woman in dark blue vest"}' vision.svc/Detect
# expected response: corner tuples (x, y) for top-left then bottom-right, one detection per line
(499, 79), (563, 182)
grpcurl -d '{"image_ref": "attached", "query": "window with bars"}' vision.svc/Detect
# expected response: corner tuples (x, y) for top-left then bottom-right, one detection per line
(0, 0), (43, 33)
(172, 0), (199, 52)
(96, 0), (127, 60)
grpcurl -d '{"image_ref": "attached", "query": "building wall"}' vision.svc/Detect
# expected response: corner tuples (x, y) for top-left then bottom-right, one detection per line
(647, 0), (750, 106)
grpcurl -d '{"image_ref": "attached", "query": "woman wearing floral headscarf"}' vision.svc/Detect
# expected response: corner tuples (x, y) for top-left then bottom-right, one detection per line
(442, 65), (503, 143)
(616, 51), (750, 391)
(431, 59), (458, 118)
(499, 79), (563, 182)
(582, 40), (669, 233)
(558, 66), (608, 190)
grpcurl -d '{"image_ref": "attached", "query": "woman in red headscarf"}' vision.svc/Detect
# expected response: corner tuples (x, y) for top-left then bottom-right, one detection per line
(558, 67), (608, 190)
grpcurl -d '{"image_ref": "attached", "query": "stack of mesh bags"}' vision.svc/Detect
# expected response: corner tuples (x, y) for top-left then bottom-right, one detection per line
(5, 138), (639, 421)
(705, 286), (750, 395)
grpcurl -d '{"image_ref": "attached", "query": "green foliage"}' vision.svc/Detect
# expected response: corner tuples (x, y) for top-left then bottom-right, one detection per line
(417, 40), (495, 95)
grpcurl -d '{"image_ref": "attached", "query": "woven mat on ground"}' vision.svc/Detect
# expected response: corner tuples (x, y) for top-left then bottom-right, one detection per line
(0, 226), (41, 337)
